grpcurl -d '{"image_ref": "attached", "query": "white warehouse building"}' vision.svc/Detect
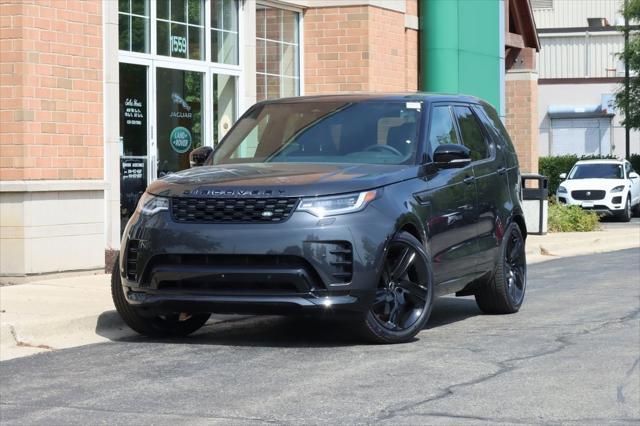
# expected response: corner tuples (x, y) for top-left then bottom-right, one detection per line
(533, 0), (640, 157)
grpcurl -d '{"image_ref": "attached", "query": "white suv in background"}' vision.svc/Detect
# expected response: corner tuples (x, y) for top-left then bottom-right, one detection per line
(557, 159), (640, 222)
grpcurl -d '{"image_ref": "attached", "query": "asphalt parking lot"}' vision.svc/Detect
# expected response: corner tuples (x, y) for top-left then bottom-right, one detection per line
(1, 249), (639, 425)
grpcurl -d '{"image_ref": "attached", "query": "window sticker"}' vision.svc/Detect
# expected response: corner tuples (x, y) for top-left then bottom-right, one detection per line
(406, 102), (422, 110)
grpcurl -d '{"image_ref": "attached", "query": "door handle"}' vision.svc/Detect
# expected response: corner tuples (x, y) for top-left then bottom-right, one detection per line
(463, 176), (475, 185)
(497, 167), (507, 175)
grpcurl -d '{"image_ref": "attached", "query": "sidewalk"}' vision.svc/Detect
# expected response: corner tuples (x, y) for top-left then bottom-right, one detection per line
(2, 224), (639, 361)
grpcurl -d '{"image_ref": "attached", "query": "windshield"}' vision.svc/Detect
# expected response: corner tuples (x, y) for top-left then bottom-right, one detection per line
(569, 163), (623, 180)
(211, 101), (422, 165)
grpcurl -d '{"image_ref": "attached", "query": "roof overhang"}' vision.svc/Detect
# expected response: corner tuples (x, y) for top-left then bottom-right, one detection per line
(548, 104), (614, 119)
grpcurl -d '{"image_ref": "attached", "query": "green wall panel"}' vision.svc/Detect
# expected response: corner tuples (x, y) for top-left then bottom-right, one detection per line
(420, 0), (503, 113)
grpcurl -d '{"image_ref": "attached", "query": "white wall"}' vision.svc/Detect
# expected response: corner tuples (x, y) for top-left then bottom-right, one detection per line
(0, 183), (106, 282)
(533, 0), (624, 29)
(538, 32), (625, 79)
(538, 82), (640, 157)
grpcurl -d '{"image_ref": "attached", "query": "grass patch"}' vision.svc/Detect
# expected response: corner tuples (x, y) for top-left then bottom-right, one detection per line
(548, 204), (600, 232)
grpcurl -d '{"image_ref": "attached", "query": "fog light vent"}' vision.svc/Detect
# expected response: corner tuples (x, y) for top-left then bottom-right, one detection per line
(125, 239), (140, 281)
(329, 242), (353, 283)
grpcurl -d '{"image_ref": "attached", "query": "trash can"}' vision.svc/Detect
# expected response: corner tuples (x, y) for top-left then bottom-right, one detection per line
(521, 174), (548, 235)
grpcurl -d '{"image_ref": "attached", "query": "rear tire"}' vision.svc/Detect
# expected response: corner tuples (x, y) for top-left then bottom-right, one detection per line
(111, 258), (210, 337)
(356, 231), (434, 344)
(475, 223), (526, 314)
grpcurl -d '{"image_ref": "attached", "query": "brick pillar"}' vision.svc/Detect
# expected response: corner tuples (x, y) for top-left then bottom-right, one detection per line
(303, 3), (418, 94)
(505, 72), (539, 173)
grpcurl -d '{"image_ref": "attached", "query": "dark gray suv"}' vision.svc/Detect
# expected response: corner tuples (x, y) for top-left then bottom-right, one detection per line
(113, 94), (527, 344)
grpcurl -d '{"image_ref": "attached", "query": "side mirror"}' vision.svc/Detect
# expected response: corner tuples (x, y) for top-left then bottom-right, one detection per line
(629, 171), (639, 179)
(433, 144), (471, 169)
(189, 146), (213, 167)
(559, 173), (567, 179)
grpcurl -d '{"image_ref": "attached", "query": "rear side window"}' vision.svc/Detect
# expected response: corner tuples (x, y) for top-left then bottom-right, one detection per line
(453, 106), (489, 161)
(478, 104), (516, 154)
(428, 106), (459, 156)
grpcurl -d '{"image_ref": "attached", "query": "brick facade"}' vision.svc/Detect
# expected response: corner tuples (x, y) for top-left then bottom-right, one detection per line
(505, 74), (539, 174)
(303, 4), (418, 95)
(0, 0), (103, 181)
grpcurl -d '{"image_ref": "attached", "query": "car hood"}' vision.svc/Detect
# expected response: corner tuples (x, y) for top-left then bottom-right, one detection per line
(560, 178), (626, 191)
(147, 163), (419, 198)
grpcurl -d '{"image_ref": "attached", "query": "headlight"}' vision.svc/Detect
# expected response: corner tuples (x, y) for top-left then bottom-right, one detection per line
(297, 190), (378, 217)
(557, 186), (567, 194)
(611, 185), (625, 193)
(136, 192), (169, 215)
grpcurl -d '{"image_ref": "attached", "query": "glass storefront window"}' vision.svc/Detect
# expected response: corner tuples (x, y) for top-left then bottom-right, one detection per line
(157, 0), (204, 60)
(156, 68), (203, 177)
(256, 5), (300, 101)
(119, 0), (150, 53)
(211, 0), (239, 65)
(213, 74), (236, 144)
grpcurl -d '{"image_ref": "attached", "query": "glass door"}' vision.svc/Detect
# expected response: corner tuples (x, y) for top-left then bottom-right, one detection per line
(119, 62), (149, 231)
(155, 67), (204, 177)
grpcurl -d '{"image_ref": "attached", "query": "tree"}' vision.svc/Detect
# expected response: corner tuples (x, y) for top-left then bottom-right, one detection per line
(615, 0), (640, 133)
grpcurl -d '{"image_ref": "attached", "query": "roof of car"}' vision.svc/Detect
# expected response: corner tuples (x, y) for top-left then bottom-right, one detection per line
(261, 92), (488, 106)
(575, 159), (625, 165)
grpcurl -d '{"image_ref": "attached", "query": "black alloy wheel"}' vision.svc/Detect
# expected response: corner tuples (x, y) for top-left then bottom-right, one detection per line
(475, 222), (527, 314)
(111, 259), (210, 337)
(503, 227), (526, 306)
(358, 231), (434, 343)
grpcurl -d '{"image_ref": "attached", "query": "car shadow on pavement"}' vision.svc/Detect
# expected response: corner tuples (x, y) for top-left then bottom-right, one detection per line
(95, 296), (481, 348)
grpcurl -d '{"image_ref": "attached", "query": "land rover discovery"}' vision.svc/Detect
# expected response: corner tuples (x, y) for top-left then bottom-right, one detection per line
(113, 94), (527, 344)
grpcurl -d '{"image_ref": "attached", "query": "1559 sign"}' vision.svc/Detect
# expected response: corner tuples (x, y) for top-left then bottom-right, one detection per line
(171, 35), (187, 54)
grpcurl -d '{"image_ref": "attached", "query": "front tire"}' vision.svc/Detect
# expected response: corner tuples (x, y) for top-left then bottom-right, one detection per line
(357, 231), (434, 344)
(618, 196), (632, 222)
(111, 258), (210, 337)
(475, 222), (526, 314)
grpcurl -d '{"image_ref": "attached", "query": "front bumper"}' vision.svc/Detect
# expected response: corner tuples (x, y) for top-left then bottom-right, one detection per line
(119, 201), (396, 315)
(557, 191), (626, 216)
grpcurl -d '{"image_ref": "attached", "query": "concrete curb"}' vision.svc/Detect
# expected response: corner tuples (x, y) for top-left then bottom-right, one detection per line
(526, 226), (640, 264)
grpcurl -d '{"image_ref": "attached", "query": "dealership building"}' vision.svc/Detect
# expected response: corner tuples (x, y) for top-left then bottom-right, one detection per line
(0, 0), (539, 280)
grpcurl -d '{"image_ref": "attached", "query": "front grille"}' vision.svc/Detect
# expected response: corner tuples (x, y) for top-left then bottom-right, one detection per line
(125, 239), (140, 281)
(171, 197), (299, 224)
(582, 205), (608, 211)
(571, 190), (605, 200)
(143, 254), (324, 293)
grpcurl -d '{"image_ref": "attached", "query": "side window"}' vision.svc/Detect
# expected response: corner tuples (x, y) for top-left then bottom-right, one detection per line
(480, 103), (516, 153)
(625, 162), (631, 178)
(453, 106), (489, 161)
(428, 106), (459, 156)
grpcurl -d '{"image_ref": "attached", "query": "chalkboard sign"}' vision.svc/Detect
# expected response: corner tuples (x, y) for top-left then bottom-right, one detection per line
(120, 156), (147, 232)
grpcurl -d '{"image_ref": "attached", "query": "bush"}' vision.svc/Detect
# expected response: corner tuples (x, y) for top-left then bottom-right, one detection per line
(547, 204), (601, 232)
(539, 154), (618, 195)
(630, 154), (640, 173)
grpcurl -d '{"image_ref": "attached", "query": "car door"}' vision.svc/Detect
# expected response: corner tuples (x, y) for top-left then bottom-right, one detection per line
(453, 105), (505, 274)
(417, 104), (480, 293)
(626, 161), (640, 205)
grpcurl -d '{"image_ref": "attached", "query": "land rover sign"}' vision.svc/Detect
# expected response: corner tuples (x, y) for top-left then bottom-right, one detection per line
(169, 126), (192, 154)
